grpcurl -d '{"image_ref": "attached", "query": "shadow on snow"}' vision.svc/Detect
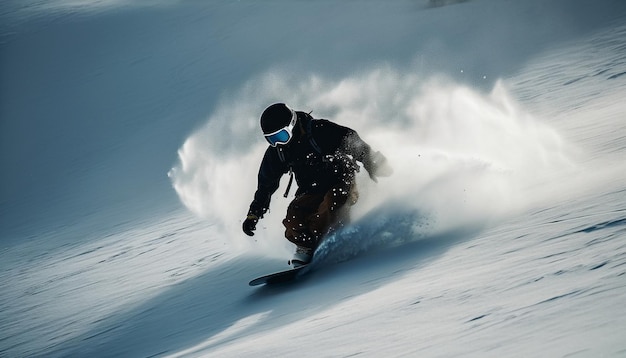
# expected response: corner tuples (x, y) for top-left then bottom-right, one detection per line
(49, 206), (483, 357)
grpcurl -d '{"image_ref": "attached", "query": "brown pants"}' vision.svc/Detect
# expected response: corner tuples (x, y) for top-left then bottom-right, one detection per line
(283, 184), (358, 249)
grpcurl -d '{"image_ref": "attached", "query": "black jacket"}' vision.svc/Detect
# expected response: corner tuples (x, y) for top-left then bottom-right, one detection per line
(248, 112), (376, 217)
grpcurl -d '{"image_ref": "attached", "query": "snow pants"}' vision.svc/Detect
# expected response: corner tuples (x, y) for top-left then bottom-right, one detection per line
(283, 183), (358, 249)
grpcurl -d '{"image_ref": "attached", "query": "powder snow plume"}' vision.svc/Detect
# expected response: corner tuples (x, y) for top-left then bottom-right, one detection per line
(168, 66), (573, 254)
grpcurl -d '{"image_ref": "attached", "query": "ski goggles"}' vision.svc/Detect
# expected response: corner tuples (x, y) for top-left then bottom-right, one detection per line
(264, 109), (297, 147)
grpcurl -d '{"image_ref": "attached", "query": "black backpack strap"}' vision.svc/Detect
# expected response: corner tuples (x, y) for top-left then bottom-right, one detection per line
(283, 168), (294, 198)
(304, 114), (322, 154)
(276, 146), (294, 197)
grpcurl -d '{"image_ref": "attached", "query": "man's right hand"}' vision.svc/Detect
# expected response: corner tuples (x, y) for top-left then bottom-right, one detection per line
(242, 214), (259, 236)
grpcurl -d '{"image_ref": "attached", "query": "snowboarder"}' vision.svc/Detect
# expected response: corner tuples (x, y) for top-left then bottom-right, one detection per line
(242, 103), (392, 267)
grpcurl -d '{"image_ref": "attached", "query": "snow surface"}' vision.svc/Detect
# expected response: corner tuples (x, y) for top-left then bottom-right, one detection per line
(1, 0), (625, 357)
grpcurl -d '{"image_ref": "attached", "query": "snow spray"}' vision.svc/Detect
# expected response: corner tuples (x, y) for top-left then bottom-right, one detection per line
(169, 66), (572, 254)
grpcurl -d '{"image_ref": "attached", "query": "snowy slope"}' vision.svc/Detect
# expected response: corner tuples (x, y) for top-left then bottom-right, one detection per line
(1, 1), (625, 357)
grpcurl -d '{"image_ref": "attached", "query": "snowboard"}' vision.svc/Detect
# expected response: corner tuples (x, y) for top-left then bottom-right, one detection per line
(249, 264), (309, 286)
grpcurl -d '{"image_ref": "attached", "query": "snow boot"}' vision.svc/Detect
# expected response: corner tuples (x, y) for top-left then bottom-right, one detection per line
(289, 246), (313, 268)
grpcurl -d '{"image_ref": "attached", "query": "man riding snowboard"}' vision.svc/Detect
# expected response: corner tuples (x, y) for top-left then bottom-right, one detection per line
(242, 103), (392, 267)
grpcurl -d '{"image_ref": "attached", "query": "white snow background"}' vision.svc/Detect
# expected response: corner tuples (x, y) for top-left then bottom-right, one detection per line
(1, 0), (625, 357)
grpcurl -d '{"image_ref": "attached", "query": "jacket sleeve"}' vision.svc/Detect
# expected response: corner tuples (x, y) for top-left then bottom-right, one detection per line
(346, 130), (392, 180)
(248, 147), (287, 218)
(317, 120), (392, 180)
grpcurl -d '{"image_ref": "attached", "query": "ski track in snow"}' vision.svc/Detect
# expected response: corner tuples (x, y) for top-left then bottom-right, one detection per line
(1, 2), (626, 357)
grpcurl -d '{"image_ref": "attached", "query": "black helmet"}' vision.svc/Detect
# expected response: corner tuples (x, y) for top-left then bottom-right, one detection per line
(260, 103), (297, 146)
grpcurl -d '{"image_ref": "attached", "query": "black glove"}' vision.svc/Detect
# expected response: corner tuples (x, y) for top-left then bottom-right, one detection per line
(364, 151), (393, 182)
(242, 214), (259, 236)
